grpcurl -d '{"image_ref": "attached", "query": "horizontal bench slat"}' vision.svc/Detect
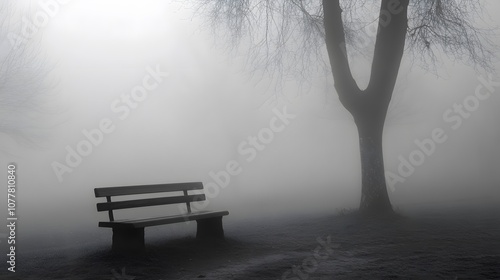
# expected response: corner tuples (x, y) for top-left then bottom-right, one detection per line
(98, 211), (229, 228)
(94, 182), (203, 197)
(97, 194), (205, 211)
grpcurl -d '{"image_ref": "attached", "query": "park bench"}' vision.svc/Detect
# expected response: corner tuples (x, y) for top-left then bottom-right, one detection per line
(94, 182), (229, 252)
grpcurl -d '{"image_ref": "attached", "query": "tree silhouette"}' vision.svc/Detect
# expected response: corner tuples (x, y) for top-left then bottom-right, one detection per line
(194, 0), (494, 214)
(0, 2), (49, 149)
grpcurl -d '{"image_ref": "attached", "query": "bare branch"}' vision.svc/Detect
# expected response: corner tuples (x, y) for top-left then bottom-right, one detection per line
(407, 0), (495, 72)
(193, 0), (496, 82)
(0, 2), (51, 147)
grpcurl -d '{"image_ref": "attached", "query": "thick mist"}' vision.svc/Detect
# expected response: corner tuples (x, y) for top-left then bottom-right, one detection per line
(0, 0), (499, 250)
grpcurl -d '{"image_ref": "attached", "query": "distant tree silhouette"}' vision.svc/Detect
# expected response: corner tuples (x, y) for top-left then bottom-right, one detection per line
(0, 2), (49, 149)
(194, 0), (494, 215)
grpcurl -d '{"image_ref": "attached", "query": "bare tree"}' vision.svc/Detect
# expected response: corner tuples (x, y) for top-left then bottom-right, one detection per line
(0, 2), (49, 149)
(193, 0), (495, 215)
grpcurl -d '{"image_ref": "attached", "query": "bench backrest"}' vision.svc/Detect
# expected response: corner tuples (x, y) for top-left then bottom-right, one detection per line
(94, 182), (204, 222)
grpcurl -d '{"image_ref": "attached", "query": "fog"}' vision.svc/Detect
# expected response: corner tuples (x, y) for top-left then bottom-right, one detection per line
(1, 0), (500, 247)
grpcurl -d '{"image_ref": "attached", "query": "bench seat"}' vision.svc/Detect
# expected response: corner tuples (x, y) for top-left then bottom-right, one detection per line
(98, 210), (229, 229)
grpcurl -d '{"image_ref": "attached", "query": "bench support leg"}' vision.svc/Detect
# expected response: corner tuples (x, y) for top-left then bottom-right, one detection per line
(196, 217), (225, 239)
(112, 228), (145, 252)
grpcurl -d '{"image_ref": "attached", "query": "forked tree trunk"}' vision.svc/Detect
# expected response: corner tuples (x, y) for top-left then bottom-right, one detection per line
(323, 0), (409, 215)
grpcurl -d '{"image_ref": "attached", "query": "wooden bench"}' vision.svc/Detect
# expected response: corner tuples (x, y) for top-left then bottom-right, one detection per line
(94, 182), (229, 252)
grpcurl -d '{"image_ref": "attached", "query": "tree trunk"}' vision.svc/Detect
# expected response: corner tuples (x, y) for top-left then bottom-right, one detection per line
(355, 117), (392, 214)
(322, 0), (409, 215)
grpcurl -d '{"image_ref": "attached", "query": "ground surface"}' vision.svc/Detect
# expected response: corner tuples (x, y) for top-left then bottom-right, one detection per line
(4, 208), (500, 279)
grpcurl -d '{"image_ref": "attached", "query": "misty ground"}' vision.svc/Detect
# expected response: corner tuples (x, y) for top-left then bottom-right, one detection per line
(4, 207), (500, 280)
